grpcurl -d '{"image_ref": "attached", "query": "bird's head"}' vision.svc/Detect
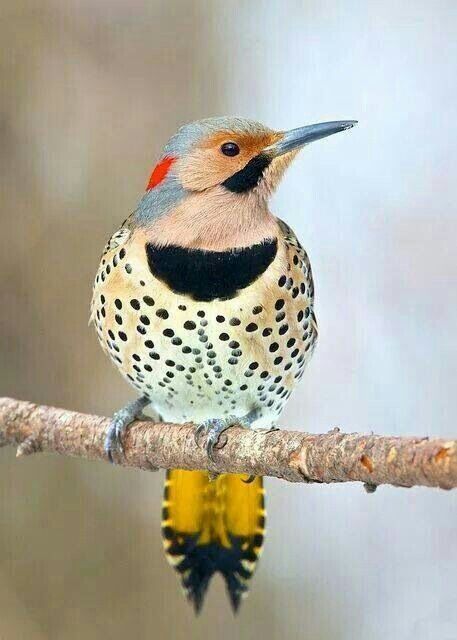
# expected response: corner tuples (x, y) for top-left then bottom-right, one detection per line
(145, 116), (356, 196)
(134, 116), (356, 249)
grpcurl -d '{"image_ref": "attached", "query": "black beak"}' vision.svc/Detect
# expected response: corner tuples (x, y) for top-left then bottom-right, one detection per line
(266, 120), (357, 156)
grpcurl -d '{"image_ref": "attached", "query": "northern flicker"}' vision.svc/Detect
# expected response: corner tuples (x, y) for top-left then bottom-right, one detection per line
(91, 116), (356, 612)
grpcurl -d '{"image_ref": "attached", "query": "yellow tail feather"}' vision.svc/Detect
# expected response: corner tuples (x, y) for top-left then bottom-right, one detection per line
(162, 469), (265, 612)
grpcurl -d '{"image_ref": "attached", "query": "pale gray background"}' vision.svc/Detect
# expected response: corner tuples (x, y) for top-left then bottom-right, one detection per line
(1, 1), (456, 638)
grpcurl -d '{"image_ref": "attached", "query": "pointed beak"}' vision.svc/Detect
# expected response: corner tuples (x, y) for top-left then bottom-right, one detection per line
(265, 120), (357, 157)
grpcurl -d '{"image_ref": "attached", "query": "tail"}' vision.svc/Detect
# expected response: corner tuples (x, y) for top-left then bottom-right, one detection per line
(161, 469), (265, 613)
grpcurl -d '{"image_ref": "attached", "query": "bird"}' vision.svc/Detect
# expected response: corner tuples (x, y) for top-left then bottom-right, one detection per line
(90, 116), (356, 613)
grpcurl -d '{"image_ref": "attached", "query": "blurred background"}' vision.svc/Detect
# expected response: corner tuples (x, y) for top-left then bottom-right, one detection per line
(1, 1), (457, 638)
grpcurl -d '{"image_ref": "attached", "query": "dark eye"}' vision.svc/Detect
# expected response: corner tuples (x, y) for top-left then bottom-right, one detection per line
(221, 142), (240, 157)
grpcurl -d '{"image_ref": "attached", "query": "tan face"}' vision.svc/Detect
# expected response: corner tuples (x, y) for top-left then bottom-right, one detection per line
(177, 130), (282, 192)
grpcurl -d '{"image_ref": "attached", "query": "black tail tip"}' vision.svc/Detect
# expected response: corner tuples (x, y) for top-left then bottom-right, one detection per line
(169, 536), (255, 614)
(225, 571), (248, 613)
(228, 590), (242, 614)
(186, 578), (245, 615)
(182, 567), (212, 615)
(185, 570), (248, 615)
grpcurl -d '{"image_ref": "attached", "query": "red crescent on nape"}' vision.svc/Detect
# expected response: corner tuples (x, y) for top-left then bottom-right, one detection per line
(146, 156), (176, 191)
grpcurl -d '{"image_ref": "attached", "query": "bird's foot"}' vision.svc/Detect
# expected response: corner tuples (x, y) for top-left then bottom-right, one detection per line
(195, 408), (260, 463)
(105, 396), (151, 464)
(195, 416), (237, 463)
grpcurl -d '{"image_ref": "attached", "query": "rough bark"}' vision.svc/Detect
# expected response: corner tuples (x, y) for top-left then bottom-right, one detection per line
(0, 397), (456, 490)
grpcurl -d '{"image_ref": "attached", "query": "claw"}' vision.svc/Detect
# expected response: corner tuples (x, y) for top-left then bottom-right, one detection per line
(193, 417), (235, 462)
(207, 441), (217, 464)
(116, 430), (125, 455)
(104, 396), (150, 464)
(195, 411), (260, 463)
(194, 422), (206, 445)
(105, 419), (125, 463)
(208, 419), (230, 463)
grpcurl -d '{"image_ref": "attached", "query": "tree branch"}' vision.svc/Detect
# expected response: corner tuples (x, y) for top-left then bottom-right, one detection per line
(0, 397), (456, 490)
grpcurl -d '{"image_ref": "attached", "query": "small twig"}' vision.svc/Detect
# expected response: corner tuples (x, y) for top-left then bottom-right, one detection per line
(0, 397), (456, 490)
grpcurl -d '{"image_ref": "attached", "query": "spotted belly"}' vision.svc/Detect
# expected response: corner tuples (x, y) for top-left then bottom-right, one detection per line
(91, 226), (317, 426)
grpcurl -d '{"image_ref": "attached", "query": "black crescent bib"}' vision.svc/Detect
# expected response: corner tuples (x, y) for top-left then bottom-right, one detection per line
(145, 239), (278, 302)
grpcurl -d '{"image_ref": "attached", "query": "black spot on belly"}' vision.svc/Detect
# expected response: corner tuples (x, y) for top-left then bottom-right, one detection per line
(145, 239), (278, 301)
